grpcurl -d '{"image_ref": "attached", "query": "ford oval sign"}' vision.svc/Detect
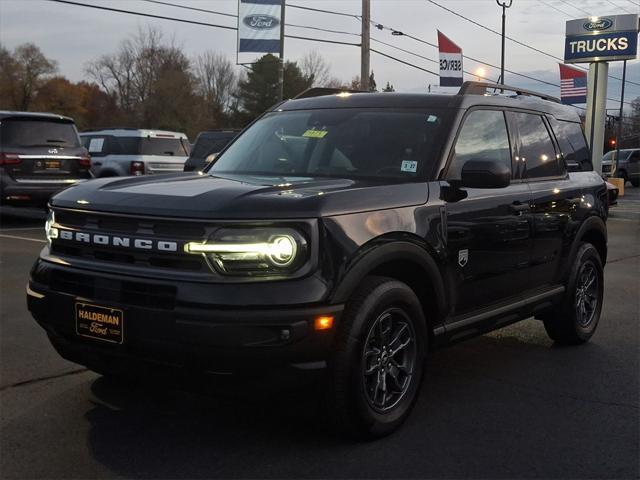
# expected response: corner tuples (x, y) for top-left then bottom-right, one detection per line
(243, 15), (279, 30)
(583, 18), (613, 31)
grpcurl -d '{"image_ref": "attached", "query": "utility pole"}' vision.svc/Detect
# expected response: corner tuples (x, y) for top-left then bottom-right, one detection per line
(361, 0), (370, 91)
(496, 0), (512, 88)
(614, 60), (627, 177)
(277, 0), (286, 101)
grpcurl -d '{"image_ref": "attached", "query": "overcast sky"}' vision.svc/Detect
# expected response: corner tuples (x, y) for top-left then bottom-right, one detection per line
(1, 0), (638, 111)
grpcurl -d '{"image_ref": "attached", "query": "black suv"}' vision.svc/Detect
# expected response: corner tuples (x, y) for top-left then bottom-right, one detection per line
(183, 129), (240, 172)
(1, 111), (91, 207)
(28, 83), (608, 438)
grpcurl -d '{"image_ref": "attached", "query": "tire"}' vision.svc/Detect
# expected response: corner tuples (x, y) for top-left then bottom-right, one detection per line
(326, 276), (427, 439)
(631, 178), (639, 188)
(543, 243), (604, 345)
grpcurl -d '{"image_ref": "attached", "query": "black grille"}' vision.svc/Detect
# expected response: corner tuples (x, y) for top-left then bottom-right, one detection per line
(49, 269), (176, 310)
(51, 208), (210, 273)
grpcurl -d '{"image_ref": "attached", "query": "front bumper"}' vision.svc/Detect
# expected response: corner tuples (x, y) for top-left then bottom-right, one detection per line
(28, 260), (343, 373)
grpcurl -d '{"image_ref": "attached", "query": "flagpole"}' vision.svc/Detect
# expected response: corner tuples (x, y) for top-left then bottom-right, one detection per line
(277, 0), (285, 102)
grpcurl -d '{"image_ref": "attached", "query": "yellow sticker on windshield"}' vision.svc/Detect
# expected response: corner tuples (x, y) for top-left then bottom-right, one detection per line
(302, 129), (328, 138)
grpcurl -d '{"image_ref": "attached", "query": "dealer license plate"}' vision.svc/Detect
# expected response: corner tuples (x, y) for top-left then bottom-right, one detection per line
(75, 302), (124, 344)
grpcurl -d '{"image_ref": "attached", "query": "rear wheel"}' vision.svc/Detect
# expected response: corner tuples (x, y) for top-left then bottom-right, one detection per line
(542, 243), (604, 345)
(327, 276), (426, 439)
(631, 178), (639, 188)
(618, 170), (628, 186)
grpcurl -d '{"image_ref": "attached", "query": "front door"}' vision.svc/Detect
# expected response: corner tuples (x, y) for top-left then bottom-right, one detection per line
(442, 108), (533, 316)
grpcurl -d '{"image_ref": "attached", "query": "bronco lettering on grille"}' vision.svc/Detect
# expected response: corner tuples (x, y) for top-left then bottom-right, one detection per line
(57, 229), (178, 252)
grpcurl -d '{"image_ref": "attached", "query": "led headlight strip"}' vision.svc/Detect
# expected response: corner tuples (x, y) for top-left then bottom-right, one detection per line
(184, 234), (298, 267)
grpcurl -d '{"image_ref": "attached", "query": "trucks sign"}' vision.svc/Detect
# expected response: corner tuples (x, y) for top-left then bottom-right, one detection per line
(564, 14), (639, 63)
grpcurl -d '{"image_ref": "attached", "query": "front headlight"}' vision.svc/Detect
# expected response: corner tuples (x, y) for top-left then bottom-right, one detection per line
(184, 227), (308, 277)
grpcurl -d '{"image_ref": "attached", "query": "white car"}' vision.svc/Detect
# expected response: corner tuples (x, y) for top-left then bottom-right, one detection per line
(79, 129), (190, 177)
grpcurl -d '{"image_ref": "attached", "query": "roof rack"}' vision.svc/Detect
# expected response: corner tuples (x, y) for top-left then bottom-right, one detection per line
(458, 81), (560, 104)
(293, 87), (367, 99)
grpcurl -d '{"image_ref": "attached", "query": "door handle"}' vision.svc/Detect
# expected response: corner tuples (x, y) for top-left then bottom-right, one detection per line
(509, 202), (530, 214)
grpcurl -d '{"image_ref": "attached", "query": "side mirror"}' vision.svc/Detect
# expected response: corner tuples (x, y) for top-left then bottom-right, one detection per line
(461, 159), (511, 189)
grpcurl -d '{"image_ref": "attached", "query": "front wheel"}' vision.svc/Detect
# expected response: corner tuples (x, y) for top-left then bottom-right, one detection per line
(543, 243), (604, 345)
(327, 276), (426, 439)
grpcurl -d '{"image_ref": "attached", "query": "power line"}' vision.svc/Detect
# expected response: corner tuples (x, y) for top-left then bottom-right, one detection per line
(142, 0), (236, 18)
(603, 0), (636, 14)
(425, 0), (640, 88)
(48, 0), (360, 46)
(369, 21), (636, 107)
(140, 0), (361, 38)
(557, 0), (592, 16)
(370, 49), (440, 78)
(540, 0), (576, 17)
(287, 3), (360, 19)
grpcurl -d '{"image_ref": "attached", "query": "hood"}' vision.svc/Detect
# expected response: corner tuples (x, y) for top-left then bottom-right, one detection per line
(50, 173), (429, 219)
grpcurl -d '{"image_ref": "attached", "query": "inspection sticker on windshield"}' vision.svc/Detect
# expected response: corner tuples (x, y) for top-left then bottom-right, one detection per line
(302, 129), (328, 138)
(401, 160), (418, 173)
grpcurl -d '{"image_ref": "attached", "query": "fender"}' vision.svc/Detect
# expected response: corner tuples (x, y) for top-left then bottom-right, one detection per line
(330, 240), (447, 323)
(565, 215), (607, 276)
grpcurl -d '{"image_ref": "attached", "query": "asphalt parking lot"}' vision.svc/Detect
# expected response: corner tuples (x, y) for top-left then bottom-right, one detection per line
(1, 190), (638, 479)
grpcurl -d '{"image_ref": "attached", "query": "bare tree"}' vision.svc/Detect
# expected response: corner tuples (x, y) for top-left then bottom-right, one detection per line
(0, 43), (57, 110)
(299, 50), (338, 87)
(194, 51), (238, 125)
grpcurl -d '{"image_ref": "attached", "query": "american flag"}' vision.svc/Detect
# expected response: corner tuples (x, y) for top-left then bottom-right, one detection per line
(559, 63), (587, 105)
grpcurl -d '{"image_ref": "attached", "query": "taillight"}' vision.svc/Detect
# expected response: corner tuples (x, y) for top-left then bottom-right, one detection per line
(130, 161), (145, 176)
(0, 153), (21, 166)
(78, 155), (91, 168)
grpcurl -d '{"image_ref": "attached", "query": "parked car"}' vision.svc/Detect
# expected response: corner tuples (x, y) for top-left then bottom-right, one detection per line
(183, 130), (240, 172)
(29, 83), (608, 439)
(79, 128), (190, 177)
(0, 111), (91, 207)
(601, 148), (640, 186)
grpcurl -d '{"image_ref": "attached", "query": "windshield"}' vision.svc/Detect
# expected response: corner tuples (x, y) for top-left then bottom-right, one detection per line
(208, 108), (449, 181)
(1, 118), (80, 148)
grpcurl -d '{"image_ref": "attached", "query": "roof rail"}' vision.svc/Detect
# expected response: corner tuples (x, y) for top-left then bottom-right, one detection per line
(293, 87), (367, 99)
(458, 81), (560, 104)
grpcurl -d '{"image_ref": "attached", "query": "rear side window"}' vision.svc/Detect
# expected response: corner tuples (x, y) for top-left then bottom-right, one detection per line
(112, 137), (189, 156)
(1, 118), (80, 148)
(547, 117), (591, 172)
(82, 136), (108, 157)
(511, 112), (561, 179)
(446, 109), (511, 180)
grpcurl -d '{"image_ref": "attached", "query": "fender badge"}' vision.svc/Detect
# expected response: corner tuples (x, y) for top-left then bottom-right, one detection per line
(458, 249), (469, 267)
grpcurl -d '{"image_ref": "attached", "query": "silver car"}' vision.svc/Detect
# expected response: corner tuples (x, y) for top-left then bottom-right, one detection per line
(80, 129), (190, 177)
(601, 148), (640, 187)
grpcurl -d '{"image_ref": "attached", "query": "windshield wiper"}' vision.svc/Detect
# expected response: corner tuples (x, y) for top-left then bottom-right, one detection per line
(46, 138), (68, 144)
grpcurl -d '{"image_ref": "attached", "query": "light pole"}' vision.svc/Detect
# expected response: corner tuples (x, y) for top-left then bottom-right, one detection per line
(496, 0), (513, 87)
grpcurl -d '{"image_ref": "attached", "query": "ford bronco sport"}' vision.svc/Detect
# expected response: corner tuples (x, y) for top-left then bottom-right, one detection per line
(28, 83), (608, 438)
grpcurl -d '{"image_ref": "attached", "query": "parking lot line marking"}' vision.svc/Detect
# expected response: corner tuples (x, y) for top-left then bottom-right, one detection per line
(0, 234), (46, 243)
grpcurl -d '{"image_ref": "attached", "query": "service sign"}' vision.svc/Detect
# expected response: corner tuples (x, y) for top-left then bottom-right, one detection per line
(564, 14), (639, 63)
(237, 0), (282, 54)
(438, 31), (463, 87)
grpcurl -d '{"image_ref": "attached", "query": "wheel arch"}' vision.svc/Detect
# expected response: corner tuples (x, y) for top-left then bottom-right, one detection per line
(575, 215), (608, 266)
(330, 239), (447, 339)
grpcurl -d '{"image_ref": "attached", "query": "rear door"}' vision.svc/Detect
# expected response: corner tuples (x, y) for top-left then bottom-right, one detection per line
(443, 108), (533, 316)
(511, 112), (582, 288)
(1, 117), (89, 182)
(627, 150), (640, 183)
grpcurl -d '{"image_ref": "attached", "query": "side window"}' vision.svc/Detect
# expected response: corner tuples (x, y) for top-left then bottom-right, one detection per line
(629, 151), (640, 163)
(513, 113), (561, 179)
(85, 136), (108, 157)
(547, 117), (591, 172)
(447, 109), (511, 180)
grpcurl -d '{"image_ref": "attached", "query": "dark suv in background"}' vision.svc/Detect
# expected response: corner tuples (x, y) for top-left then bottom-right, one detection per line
(183, 129), (240, 172)
(28, 83), (608, 438)
(1, 111), (91, 207)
